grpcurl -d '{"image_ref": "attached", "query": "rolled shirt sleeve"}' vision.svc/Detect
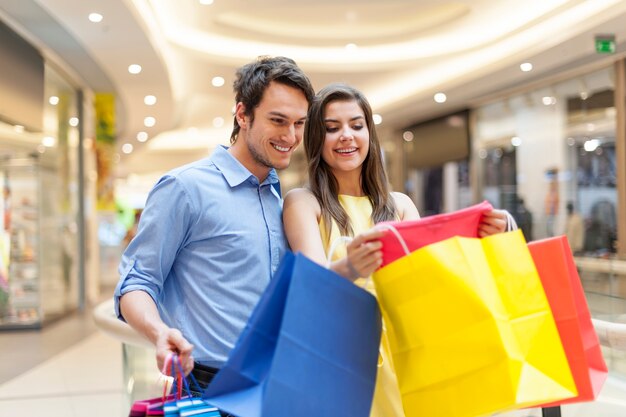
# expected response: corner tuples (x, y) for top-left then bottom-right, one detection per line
(114, 175), (194, 321)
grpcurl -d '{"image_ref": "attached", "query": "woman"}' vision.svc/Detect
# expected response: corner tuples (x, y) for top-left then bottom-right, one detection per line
(283, 83), (507, 416)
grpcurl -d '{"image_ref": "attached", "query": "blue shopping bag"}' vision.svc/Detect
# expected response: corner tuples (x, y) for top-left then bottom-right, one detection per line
(203, 251), (382, 417)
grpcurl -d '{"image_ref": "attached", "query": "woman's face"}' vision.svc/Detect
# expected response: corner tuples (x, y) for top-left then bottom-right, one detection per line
(321, 99), (370, 176)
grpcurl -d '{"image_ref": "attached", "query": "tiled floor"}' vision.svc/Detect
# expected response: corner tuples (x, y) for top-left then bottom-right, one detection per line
(1, 286), (625, 417)
(0, 331), (127, 416)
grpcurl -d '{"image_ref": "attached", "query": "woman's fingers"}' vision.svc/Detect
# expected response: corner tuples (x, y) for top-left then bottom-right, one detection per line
(479, 210), (507, 236)
(348, 241), (383, 276)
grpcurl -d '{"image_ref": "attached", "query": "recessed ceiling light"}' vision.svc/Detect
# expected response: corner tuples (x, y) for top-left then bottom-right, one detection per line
(199, 0), (214, 4)
(345, 43), (358, 51)
(144, 95), (157, 105)
(88, 13), (103, 23)
(212, 76), (225, 87)
(49, 96), (59, 105)
(511, 136), (522, 147)
(542, 96), (556, 105)
(345, 11), (357, 22)
(137, 131), (149, 142)
(520, 62), (533, 72)
(434, 93), (447, 103)
(144, 116), (156, 127)
(122, 143), (134, 154)
(373, 114), (382, 125)
(42, 136), (56, 147)
(402, 131), (414, 142)
(13, 125), (24, 133)
(213, 117), (225, 128)
(69, 117), (79, 127)
(584, 139), (600, 152)
(128, 64), (142, 74)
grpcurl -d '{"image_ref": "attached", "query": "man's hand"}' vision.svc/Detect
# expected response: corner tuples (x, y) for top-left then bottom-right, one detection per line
(156, 328), (195, 376)
(478, 209), (508, 237)
(120, 291), (196, 376)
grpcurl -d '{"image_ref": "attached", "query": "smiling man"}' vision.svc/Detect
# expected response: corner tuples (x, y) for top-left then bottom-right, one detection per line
(114, 57), (314, 402)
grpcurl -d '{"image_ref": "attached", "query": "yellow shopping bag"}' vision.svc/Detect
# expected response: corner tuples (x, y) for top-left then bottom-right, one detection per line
(372, 230), (576, 417)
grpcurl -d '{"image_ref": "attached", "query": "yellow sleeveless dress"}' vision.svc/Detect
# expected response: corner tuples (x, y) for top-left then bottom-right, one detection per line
(319, 195), (405, 417)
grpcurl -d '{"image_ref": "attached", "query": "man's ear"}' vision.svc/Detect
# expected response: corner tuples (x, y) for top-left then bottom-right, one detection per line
(235, 102), (247, 129)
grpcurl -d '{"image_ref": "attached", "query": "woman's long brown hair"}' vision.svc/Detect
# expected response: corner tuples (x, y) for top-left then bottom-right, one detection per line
(304, 83), (397, 237)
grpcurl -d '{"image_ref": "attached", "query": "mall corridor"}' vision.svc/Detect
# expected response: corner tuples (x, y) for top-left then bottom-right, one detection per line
(2, 0), (626, 416)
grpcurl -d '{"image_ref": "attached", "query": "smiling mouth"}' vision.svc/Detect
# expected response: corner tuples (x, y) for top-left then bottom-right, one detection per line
(272, 144), (291, 152)
(335, 147), (357, 154)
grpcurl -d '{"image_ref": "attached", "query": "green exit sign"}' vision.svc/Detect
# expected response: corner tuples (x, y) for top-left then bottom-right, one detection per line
(595, 35), (615, 54)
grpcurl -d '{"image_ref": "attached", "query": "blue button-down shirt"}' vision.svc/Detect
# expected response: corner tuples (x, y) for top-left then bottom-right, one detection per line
(114, 145), (287, 367)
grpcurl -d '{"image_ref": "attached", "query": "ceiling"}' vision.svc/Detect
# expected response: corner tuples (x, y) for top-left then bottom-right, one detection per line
(1, 0), (626, 181)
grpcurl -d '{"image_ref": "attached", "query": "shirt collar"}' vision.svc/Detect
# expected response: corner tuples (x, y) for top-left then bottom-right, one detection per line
(211, 145), (280, 188)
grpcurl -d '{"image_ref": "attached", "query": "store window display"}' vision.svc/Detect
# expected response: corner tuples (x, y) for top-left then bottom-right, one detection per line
(0, 62), (82, 328)
(474, 66), (618, 257)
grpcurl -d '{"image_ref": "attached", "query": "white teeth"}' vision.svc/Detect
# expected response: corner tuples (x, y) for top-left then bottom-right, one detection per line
(273, 144), (290, 152)
(336, 148), (356, 153)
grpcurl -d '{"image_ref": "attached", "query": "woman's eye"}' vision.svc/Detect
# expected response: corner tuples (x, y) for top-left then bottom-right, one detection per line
(325, 126), (339, 133)
(352, 124), (364, 130)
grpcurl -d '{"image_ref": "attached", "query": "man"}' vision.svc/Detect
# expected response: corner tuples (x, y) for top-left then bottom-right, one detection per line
(114, 56), (314, 393)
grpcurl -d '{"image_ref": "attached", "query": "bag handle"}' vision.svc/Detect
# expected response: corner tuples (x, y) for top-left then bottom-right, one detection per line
(505, 211), (518, 232)
(161, 352), (181, 400)
(326, 236), (353, 269)
(374, 223), (411, 256)
(163, 353), (207, 402)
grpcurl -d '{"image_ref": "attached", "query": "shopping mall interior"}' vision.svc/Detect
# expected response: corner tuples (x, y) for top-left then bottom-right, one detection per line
(0, 1), (626, 416)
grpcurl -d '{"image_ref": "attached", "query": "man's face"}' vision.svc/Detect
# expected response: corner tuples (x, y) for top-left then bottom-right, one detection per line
(234, 82), (309, 179)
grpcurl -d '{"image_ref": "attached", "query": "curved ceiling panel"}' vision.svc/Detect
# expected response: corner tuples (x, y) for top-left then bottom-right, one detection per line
(212, 2), (469, 45)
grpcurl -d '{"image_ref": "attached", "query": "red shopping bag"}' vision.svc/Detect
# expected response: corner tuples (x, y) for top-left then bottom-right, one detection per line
(528, 236), (608, 406)
(377, 201), (493, 266)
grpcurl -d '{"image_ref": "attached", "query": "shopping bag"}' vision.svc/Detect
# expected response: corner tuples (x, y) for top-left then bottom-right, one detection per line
(372, 230), (577, 417)
(528, 236), (608, 406)
(377, 200), (493, 267)
(129, 353), (180, 417)
(129, 395), (175, 417)
(164, 397), (220, 417)
(203, 251), (382, 417)
(130, 354), (219, 417)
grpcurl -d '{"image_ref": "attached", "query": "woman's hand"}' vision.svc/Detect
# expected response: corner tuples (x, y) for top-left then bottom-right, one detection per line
(478, 209), (509, 237)
(344, 228), (385, 280)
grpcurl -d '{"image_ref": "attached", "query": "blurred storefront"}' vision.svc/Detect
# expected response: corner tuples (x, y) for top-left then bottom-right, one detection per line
(399, 59), (624, 261)
(472, 65), (620, 256)
(0, 19), (99, 328)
